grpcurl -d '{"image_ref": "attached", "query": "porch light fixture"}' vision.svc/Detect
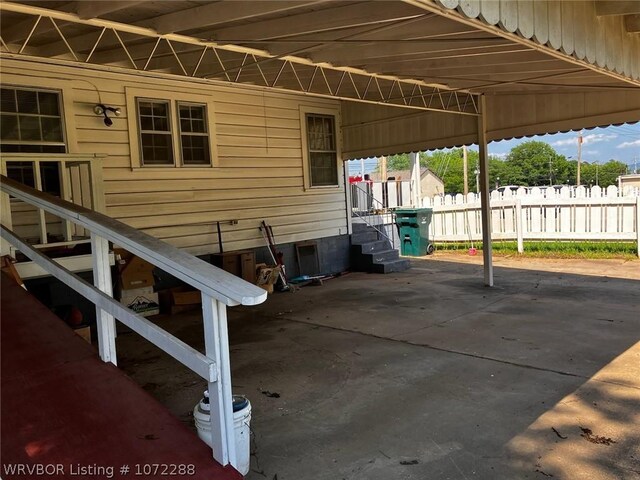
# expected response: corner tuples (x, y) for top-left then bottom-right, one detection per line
(94, 104), (121, 127)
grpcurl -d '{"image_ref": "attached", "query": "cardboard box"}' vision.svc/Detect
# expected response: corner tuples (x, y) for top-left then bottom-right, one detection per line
(121, 256), (155, 289)
(158, 287), (201, 315)
(119, 286), (159, 317)
(114, 249), (156, 290)
(172, 290), (202, 305)
(73, 325), (91, 344)
(256, 264), (281, 294)
(212, 250), (256, 284)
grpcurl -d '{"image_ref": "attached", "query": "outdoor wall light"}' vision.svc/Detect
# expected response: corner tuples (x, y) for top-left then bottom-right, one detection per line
(94, 104), (121, 127)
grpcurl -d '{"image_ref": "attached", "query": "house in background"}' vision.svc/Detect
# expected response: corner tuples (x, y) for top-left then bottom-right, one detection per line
(371, 168), (445, 198)
(618, 173), (640, 195)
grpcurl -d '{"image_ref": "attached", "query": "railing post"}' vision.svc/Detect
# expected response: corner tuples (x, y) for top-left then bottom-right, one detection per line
(32, 160), (48, 245)
(202, 294), (237, 468)
(516, 199), (524, 254)
(91, 232), (117, 365)
(59, 160), (74, 242)
(0, 161), (12, 256)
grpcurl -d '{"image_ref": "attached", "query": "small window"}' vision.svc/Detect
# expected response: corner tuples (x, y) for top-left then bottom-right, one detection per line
(178, 102), (210, 166)
(306, 113), (338, 187)
(137, 99), (174, 166)
(0, 87), (66, 153)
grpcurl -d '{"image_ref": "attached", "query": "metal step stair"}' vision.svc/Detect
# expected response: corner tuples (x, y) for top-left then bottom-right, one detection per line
(350, 223), (410, 274)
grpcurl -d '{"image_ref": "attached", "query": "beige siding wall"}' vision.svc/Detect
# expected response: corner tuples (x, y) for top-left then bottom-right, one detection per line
(1, 58), (347, 255)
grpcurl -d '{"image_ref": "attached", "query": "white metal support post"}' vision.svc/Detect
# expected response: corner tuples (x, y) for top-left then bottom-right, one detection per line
(477, 96), (494, 286)
(91, 232), (117, 364)
(410, 152), (422, 207)
(344, 161), (353, 235)
(202, 294), (237, 468)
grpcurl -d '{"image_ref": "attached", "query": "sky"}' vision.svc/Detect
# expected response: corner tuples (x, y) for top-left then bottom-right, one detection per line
(347, 123), (640, 175)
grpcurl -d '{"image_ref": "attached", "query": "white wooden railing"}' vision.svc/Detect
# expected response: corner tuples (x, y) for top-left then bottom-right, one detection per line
(423, 186), (640, 256)
(0, 175), (267, 470)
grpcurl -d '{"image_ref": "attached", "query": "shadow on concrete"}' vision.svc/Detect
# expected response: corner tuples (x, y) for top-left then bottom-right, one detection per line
(505, 345), (640, 479)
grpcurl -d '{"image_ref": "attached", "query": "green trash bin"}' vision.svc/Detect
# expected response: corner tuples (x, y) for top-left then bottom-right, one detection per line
(395, 208), (434, 256)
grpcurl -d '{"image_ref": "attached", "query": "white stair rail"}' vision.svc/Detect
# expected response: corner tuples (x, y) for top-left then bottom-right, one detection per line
(0, 175), (267, 470)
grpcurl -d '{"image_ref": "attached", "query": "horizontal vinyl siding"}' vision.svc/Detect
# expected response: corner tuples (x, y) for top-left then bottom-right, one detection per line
(1, 58), (347, 254)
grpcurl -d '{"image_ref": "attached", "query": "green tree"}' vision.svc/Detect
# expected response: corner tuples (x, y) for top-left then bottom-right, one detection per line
(385, 153), (429, 171)
(385, 153), (411, 171)
(581, 160), (628, 187)
(504, 141), (570, 186)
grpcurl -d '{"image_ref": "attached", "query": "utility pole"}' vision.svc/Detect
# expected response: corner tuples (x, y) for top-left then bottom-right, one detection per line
(462, 145), (469, 195)
(576, 131), (583, 185)
(380, 156), (387, 181)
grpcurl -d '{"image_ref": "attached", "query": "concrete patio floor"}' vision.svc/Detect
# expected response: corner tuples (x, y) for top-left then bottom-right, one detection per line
(116, 255), (640, 480)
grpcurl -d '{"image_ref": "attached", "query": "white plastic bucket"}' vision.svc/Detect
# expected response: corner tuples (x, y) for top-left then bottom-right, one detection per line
(193, 393), (252, 476)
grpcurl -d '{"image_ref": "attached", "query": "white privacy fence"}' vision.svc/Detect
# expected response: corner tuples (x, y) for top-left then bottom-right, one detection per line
(423, 186), (640, 256)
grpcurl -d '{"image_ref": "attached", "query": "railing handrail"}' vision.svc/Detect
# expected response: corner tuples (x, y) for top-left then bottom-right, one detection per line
(0, 175), (267, 307)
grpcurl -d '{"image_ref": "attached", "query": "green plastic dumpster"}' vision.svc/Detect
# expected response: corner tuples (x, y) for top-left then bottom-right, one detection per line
(395, 208), (434, 256)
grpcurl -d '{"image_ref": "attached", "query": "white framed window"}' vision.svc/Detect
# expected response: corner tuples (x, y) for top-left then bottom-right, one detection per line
(1, 86), (67, 196)
(126, 87), (217, 169)
(300, 105), (341, 189)
(137, 99), (174, 166)
(178, 102), (210, 166)
(1, 86), (66, 154)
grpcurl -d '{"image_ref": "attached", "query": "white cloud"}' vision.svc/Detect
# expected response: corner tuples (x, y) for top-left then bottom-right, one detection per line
(617, 139), (640, 149)
(584, 149), (599, 156)
(551, 133), (617, 147)
(583, 133), (617, 145)
(491, 152), (508, 159)
(551, 138), (576, 147)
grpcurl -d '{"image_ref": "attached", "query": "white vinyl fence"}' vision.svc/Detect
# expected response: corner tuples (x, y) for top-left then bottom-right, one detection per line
(423, 186), (640, 256)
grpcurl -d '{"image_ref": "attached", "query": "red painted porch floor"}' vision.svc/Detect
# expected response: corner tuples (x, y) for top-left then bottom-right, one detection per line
(0, 273), (241, 480)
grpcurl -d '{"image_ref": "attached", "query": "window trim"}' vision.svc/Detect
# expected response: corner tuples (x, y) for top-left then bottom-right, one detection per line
(300, 105), (342, 191)
(125, 87), (217, 169)
(1, 85), (68, 153)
